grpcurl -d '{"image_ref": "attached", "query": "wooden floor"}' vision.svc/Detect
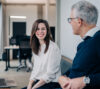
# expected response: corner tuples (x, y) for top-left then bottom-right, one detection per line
(0, 60), (31, 89)
(0, 88), (10, 89)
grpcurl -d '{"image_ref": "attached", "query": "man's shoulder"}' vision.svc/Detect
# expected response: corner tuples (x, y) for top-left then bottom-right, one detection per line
(93, 30), (100, 38)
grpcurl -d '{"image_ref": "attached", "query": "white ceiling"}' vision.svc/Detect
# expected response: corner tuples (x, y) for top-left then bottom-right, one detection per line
(4, 0), (56, 4)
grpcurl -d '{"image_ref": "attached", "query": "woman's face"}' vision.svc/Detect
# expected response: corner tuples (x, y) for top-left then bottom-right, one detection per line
(35, 23), (47, 41)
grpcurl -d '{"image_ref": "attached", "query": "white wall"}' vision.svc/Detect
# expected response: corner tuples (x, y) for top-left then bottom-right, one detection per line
(6, 5), (38, 46)
(0, 5), (2, 48)
(43, 5), (56, 26)
(49, 5), (56, 26)
(59, 0), (100, 60)
(0, 4), (3, 59)
(56, 0), (61, 47)
(5, 0), (56, 4)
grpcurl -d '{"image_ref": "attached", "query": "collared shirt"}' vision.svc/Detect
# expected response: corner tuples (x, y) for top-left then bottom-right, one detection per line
(30, 40), (61, 83)
(83, 26), (100, 40)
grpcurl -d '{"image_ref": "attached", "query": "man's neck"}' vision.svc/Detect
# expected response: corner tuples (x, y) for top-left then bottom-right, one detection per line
(80, 25), (96, 38)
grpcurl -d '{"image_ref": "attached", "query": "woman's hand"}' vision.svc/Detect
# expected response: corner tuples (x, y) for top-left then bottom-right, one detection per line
(27, 84), (32, 89)
(32, 79), (46, 89)
(32, 87), (36, 89)
(27, 80), (34, 89)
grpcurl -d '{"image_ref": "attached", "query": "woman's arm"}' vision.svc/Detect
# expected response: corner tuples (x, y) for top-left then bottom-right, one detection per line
(32, 79), (46, 89)
(41, 44), (61, 83)
(27, 80), (34, 89)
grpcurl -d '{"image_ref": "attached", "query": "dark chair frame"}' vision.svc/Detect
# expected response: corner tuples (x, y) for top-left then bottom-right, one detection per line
(17, 37), (32, 72)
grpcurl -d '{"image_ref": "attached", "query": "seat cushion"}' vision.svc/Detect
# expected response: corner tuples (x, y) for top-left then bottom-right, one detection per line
(60, 59), (72, 75)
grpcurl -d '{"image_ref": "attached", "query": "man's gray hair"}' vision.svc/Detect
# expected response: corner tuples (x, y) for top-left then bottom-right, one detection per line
(72, 0), (98, 25)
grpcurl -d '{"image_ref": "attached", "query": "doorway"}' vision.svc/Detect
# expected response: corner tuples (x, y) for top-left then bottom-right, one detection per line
(13, 22), (26, 37)
(12, 22), (26, 59)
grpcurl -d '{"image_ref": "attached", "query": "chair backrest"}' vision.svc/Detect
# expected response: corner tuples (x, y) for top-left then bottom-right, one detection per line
(60, 58), (72, 75)
(19, 40), (31, 49)
(2, 52), (7, 61)
(18, 36), (32, 58)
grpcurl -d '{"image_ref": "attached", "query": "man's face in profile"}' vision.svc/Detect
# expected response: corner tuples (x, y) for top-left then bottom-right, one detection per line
(70, 10), (81, 35)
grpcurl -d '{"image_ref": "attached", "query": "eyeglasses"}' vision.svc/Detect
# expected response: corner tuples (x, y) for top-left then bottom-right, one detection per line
(67, 18), (78, 23)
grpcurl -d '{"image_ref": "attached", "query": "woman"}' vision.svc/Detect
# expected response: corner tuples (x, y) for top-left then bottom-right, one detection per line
(26, 19), (61, 89)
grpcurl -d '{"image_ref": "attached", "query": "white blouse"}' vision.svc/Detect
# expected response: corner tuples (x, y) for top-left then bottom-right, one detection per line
(30, 40), (61, 83)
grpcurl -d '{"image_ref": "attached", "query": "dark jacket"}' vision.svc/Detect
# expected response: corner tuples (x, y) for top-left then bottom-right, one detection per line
(68, 31), (100, 89)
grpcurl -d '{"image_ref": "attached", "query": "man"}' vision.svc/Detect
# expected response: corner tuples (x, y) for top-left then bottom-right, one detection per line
(59, 1), (100, 89)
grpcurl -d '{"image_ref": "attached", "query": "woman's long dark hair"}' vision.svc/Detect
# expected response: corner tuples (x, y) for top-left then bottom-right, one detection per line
(30, 19), (53, 55)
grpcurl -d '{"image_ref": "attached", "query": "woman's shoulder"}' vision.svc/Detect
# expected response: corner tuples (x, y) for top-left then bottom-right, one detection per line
(49, 40), (59, 50)
(49, 40), (61, 57)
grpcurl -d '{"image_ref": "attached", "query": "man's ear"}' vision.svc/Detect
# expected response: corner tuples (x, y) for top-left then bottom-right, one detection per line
(78, 18), (82, 24)
(77, 18), (83, 26)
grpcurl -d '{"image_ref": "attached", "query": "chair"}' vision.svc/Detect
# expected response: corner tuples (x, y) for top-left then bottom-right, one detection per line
(2, 51), (7, 61)
(17, 36), (32, 72)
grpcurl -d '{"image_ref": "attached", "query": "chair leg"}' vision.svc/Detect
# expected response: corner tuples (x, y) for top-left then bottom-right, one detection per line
(26, 59), (33, 72)
(17, 66), (20, 71)
(24, 59), (27, 67)
(19, 58), (22, 65)
(17, 63), (23, 72)
(17, 58), (32, 72)
(17, 58), (22, 71)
